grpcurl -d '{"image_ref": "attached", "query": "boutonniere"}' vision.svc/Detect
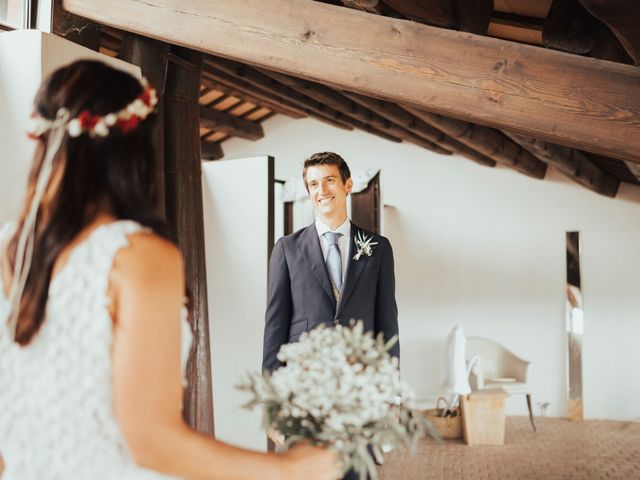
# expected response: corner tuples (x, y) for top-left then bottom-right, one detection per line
(353, 230), (378, 261)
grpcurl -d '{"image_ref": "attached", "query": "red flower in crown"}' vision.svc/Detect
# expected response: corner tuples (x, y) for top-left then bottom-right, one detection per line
(77, 110), (100, 130)
(140, 87), (153, 107)
(117, 116), (141, 133)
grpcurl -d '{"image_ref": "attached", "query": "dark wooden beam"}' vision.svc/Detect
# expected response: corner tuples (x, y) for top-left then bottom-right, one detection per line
(120, 34), (169, 217)
(544, 0), (598, 54)
(625, 162), (640, 181)
(200, 140), (224, 161)
(383, 0), (493, 34)
(543, 0), (631, 63)
(258, 69), (451, 155)
(343, 91), (496, 167)
(207, 58), (409, 145)
(579, 0), (640, 64)
(405, 106), (547, 179)
(199, 106), (264, 141)
(202, 68), (307, 119)
(163, 47), (214, 437)
(340, 0), (383, 14)
(63, 0), (640, 163)
(53, 0), (100, 50)
(203, 67), (358, 132)
(504, 132), (620, 197)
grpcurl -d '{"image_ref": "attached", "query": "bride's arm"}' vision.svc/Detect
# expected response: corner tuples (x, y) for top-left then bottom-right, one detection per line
(110, 233), (338, 480)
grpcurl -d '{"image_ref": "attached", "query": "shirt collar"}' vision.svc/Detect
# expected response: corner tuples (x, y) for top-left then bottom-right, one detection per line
(315, 217), (351, 238)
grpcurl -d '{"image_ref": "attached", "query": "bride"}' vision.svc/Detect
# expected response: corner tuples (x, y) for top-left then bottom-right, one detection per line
(0, 59), (340, 480)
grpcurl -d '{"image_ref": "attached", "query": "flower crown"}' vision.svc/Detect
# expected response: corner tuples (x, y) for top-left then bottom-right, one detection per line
(27, 77), (158, 140)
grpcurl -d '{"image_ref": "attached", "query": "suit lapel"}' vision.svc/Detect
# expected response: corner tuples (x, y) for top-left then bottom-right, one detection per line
(337, 223), (370, 316)
(298, 224), (335, 303)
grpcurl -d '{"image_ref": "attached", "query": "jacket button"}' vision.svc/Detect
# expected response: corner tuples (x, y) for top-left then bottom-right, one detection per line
(334, 319), (340, 325)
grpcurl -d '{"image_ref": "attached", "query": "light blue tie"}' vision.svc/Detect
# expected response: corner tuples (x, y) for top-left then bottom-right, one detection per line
(324, 231), (343, 293)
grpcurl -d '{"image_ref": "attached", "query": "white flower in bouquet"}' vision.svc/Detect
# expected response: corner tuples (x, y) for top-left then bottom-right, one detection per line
(239, 321), (439, 480)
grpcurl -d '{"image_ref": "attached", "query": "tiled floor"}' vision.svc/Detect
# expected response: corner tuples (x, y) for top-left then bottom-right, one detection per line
(378, 416), (640, 479)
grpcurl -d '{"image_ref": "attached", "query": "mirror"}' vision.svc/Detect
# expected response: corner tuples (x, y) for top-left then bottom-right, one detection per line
(565, 231), (583, 421)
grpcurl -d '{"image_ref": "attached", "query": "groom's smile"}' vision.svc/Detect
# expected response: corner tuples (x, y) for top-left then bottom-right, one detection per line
(305, 164), (353, 224)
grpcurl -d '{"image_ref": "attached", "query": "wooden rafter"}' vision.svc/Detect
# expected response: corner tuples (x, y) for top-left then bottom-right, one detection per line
(579, 0), (640, 64)
(624, 162), (640, 181)
(504, 133), (620, 196)
(201, 69), (307, 119)
(384, 0), (493, 34)
(63, 0), (640, 163)
(201, 140), (224, 161)
(258, 69), (451, 155)
(404, 107), (547, 178)
(199, 106), (264, 141)
(207, 58), (411, 146)
(343, 91), (496, 167)
(340, 0), (383, 14)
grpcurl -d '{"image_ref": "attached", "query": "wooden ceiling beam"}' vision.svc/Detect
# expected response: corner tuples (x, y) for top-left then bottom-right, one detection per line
(504, 132), (620, 196)
(199, 105), (264, 141)
(207, 58), (412, 144)
(258, 69), (450, 155)
(384, 0), (493, 34)
(340, 1), (384, 14)
(63, 0), (640, 163)
(201, 69), (307, 119)
(207, 59), (356, 131)
(405, 106), (547, 179)
(579, 0), (640, 64)
(624, 162), (640, 182)
(200, 140), (224, 161)
(343, 91), (496, 167)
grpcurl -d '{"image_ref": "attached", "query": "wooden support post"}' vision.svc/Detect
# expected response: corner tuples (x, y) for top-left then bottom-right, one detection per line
(164, 46), (214, 436)
(120, 34), (169, 217)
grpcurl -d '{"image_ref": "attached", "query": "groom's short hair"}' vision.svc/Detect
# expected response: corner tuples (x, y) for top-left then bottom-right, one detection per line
(303, 152), (351, 190)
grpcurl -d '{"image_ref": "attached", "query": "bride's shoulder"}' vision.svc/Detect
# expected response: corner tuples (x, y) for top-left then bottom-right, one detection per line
(113, 230), (184, 287)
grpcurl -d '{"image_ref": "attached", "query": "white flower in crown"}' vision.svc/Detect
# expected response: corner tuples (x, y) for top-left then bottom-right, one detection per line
(353, 230), (378, 261)
(93, 120), (109, 137)
(67, 119), (83, 138)
(104, 114), (118, 126)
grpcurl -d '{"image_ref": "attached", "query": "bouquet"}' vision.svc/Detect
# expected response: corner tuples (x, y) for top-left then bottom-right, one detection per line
(239, 321), (439, 480)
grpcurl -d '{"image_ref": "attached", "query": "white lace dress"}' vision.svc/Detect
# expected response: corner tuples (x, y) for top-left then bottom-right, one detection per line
(0, 220), (193, 480)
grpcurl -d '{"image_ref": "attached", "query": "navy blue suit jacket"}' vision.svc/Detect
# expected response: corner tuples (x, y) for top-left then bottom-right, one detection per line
(262, 221), (399, 373)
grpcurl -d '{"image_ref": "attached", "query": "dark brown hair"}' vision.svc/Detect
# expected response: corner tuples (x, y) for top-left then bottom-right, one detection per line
(4, 59), (171, 345)
(302, 151), (351, 191)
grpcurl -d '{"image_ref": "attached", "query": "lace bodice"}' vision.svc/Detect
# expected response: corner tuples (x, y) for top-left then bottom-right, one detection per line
(0, 220), (192, 480)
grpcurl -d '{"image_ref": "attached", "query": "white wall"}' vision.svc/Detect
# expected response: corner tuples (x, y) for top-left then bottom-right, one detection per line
(222, 115), (640, 421)
(0, 30), (139, 224)
(202, 156), (272, 450)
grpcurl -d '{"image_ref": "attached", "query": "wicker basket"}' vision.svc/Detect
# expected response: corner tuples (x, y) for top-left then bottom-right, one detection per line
(423, 406), (463, 440)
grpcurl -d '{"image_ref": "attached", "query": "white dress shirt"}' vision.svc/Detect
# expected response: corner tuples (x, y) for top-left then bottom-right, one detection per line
(315, 217), (351, 284)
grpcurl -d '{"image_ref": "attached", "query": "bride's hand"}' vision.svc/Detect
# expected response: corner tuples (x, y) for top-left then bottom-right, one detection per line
(280, 443), (342, 480)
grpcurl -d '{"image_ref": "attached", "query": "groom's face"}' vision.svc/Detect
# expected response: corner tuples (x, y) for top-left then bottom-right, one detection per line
(306, 164), (352, 217)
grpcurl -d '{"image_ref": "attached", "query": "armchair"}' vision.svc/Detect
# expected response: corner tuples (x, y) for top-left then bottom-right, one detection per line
(466, 337), (536, 432)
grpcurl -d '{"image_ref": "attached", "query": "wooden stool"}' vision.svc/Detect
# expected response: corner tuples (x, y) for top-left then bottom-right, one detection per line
(460, 388), (508, 445)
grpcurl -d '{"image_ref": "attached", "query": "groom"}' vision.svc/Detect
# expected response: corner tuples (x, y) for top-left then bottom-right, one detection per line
(262, 151), (399, 374)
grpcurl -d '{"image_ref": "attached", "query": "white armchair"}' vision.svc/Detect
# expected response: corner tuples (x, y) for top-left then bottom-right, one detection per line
(466, 337), (536, 432)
